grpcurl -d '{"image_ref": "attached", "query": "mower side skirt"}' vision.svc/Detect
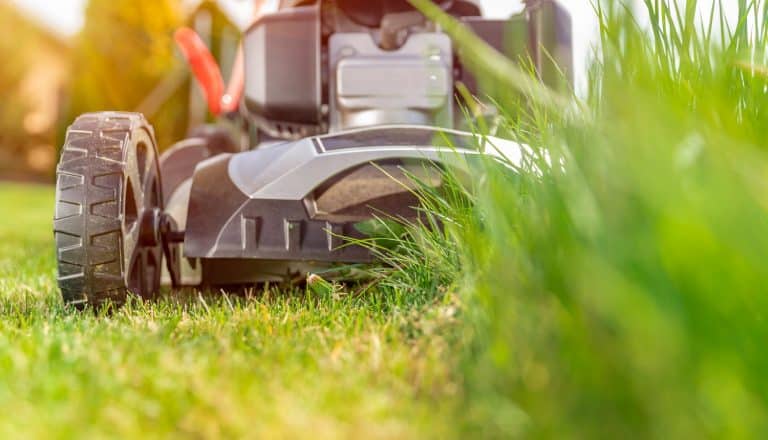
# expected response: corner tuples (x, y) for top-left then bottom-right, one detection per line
(184, 152), (372, 261)
(183, 126), (524, 261)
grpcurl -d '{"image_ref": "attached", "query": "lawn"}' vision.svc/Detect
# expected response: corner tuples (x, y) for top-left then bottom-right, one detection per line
(6, 1), (768, 438)
(0, 183), (461, 438)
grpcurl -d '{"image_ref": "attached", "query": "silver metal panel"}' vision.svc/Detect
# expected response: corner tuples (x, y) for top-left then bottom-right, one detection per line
(329, 33), (453, 131)
(337, 59), (450, 101)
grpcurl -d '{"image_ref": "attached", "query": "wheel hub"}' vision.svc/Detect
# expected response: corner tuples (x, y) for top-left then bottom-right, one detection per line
(139, 208), (162, 247)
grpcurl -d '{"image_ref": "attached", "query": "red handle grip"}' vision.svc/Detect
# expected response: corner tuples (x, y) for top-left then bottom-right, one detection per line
(174, 27), (225, 115)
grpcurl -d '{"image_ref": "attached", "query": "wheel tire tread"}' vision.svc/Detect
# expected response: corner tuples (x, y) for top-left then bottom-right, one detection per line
(54, 112), (154, 308)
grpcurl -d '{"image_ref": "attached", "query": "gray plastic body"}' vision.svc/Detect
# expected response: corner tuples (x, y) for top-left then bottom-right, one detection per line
(243, 5), (322, 138)
(175, 126), (524, 266)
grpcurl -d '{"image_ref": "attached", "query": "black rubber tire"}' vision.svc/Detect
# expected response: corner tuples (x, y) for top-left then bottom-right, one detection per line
(54, 112), (164, 308)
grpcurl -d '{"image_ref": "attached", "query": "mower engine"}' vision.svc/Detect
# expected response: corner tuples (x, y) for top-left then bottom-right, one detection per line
(243, 0), (572, 138)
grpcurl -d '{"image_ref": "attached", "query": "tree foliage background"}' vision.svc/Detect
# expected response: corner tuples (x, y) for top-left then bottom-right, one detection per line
(67, 0), (188, 150)
(0, 0), (200, 180)
(0, 1), (63, 180)
(0, 4), (30, 139)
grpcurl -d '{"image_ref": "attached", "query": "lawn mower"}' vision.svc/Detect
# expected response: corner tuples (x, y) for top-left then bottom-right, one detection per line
(53, 0), (573, 307)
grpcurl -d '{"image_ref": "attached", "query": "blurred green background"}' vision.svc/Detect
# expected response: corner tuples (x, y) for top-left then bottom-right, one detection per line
(0, 0), (244, 182)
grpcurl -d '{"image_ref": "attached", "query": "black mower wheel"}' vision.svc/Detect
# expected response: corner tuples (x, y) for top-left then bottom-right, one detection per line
(54, 112), (165, 308)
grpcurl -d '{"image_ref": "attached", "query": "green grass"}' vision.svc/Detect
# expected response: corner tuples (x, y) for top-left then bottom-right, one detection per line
(0, 183), (463, 438)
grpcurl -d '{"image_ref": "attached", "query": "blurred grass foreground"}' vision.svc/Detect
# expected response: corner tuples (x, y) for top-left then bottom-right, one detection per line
(398, 0), (768, 437)
(3, 0), (768, 438)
